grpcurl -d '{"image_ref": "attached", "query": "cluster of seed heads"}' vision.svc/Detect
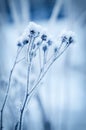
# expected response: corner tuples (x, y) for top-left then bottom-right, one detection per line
(17, 22), (74, 66)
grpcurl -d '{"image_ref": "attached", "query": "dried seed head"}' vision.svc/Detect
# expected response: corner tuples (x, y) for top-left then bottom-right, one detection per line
(23, 40), (29, 45)
(47, 40), (52, 46)
(61, 30), (75, 45)
(62, 36), (67, 43)
(17, 33), (29, 47)
(41, 34), (47, 41)
(42, 44), (48, 52)
(69, 36), (74, 44)
(17, 42), (22, 47)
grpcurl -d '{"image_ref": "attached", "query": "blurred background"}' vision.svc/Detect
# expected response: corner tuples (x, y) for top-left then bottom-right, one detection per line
(0, 0), (86, 130)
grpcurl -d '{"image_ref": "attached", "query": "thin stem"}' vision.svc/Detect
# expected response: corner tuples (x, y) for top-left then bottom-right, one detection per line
(58, 41), (63, 50)
(26, 62), (31, 94)
(43, 51), (47, 68)
(44, 42), (64, 68)
(15, 121), (19, 130)
(19, 94), (29, 130)
(18, 37), (35, 130)
(33, 40), (43, 55)
(0, 47), (23, 130)
(18, 62), (31, 130)
(18, 60), (31, 130)
(16, 57), (25, 64)
(26, 36), (33, 62)
(39, 48), (42, 72)
(43, 52), (45, 67)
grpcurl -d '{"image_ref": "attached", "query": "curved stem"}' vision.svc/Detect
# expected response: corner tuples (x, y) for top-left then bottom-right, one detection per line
(0, 47), (23, 130)
(18, 37), (34, 130)
(18, 63), (31, 130)
(18, 62), (31, 130)
(19, 94), (28, 130)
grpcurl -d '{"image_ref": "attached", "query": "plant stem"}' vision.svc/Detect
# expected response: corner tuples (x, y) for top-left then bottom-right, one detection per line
(15, 121), (19, 130)
(18, 61), (31, 130)
(18, 38), (34, 130)
(0, 47), (23, 130)
(19, 93), (29, 130)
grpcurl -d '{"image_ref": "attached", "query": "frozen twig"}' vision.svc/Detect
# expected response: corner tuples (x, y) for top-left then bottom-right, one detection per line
(0, 46), (24, 130)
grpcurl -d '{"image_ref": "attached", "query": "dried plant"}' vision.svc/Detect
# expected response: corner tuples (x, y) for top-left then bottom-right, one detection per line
(0, 22), (75, 130)
(16, 22), (74, 130)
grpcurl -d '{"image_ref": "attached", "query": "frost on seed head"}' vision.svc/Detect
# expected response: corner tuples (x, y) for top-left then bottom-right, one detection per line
(27, 22), (42, 37)
(17, 34), (29, 47)
(40, 28), (49, 41)
(42, 43), (48, 52)
(17, 22), (43, 47)
(41, 34), (47, 41)
(60, 30), (75, 45)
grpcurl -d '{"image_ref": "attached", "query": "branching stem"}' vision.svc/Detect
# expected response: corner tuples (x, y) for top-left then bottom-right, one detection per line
(18, 44), (70, 130)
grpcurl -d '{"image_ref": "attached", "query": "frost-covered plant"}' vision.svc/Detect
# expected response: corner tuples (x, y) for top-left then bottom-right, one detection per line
(0, 22), (74, 130)
(15, 22), (74, 130)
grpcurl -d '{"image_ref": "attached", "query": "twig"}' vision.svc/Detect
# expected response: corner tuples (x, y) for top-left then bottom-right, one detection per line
(16, 57), (25, 64)
(43, 41), (64, 69)
(39, 48), (42, 72)
(15, 121), (19, 130)
(18, 37), (35, 130)
(0, 47), (23, 130)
